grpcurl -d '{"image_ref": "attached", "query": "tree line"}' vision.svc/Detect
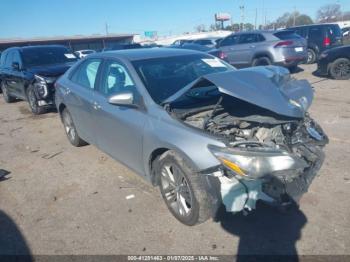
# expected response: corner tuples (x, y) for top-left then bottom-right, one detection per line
(194, 4), (350, 32)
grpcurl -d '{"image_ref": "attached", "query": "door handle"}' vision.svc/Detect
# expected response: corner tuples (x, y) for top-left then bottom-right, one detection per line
(249, 45), (255, 48)
(93, 102), (101, 110)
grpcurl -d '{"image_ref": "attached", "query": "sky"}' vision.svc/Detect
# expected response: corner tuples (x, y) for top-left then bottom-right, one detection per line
(0, 0), (349, 39)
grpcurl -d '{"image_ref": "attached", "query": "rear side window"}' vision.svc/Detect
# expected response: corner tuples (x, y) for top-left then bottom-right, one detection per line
(0, 52), (7, 67)
(239, 34), (259, 44)
(325, 25), (342, 38)
(274, 31), (302, 40)
(71, 59), (102, 89)
(12, 51), (22, 65)
(290, 27), (307, 38)
(4, 51), (14, 68)
(309, 27), (322, 40)
(220, 34), (240, 47)
(195, 40), (213, 45)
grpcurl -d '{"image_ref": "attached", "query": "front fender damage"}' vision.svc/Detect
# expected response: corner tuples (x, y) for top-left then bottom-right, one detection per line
(203, 143), (325, 215)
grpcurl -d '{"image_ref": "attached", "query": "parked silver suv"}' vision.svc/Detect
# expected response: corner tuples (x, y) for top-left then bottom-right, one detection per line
(218, 30), (307, 70)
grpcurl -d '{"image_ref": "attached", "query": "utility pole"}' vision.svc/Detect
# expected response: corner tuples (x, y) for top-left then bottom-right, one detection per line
(239, 5), (245, 31)
(293, 6), (296, 26)
(255, 8), (257, 30)
(105, 23), (109, 35)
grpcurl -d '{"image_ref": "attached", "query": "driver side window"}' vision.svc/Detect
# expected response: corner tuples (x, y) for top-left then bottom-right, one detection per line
(100, 61), (135, 96)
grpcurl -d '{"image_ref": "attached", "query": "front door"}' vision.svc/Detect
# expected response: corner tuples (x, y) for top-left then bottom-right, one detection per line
(93, 60), (146, 174)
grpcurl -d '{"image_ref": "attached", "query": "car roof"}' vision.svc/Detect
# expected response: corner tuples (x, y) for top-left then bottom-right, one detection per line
(194, 37), (220, 40)
(5, 45), (69, 52)
(288, 23), (340, 29)
(232, 30), (274, 35)
(95, 48), (205, 61)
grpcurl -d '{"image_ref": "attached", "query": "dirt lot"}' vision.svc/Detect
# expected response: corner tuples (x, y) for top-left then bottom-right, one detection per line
(0, 64), (349, 256)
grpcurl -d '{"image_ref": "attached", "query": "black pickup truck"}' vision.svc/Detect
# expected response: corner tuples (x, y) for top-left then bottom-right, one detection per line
(0, 45), (77, 114)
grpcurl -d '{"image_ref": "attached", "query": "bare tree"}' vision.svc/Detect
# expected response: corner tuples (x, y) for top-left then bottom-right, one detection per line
(209, 23), (221, 31)
(194, 24), (206, 32)
(317, 4), (342, 22)
(343, 11), (350, 21)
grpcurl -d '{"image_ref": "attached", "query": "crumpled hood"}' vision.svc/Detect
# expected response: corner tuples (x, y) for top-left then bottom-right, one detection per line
(166, 66), (313, 118)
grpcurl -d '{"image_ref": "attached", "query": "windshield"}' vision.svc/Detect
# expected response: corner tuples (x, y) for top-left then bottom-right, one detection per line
(132, 54), (233, 103)
(21, 47), (78, 67)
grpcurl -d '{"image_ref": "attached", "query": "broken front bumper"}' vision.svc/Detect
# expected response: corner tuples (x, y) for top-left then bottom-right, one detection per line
(204, 146), (325, 214)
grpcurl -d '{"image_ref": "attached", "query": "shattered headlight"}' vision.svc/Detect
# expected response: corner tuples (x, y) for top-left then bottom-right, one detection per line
(208, 145), (308, 179)
(34, 75), (55, 98)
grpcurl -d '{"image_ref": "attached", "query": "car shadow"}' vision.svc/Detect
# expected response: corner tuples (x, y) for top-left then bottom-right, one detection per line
(0, 169), (11, 181)
(311, 70), (330, 80)
(289, 66), (304, 74)
(214, 202), (307, 261)
(0, 210), (32, 261)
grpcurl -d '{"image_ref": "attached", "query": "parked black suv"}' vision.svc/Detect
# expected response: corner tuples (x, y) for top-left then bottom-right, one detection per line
(317, 45), (350, 80)
(288, 24), (343, 64)
(0, 45), (77, 114)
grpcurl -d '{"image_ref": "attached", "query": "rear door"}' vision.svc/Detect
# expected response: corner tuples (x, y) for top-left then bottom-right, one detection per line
(236, 33), (262, 65)
(218, 34), (240, 66)
(65, 58), (103, 144)
(308, 26), (323, 52)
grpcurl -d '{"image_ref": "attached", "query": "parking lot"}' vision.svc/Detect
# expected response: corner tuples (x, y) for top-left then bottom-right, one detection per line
(0, 64), (349, 256)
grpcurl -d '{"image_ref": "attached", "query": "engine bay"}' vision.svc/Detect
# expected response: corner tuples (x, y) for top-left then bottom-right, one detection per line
(170, 93), (328, 203)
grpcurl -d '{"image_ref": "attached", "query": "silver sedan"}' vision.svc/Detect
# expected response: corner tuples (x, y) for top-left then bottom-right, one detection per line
(55, 48), (327, 225)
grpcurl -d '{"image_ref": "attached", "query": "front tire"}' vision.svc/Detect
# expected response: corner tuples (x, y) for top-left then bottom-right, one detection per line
(156, 151), (211, 226)
(61, 108), (87, 147)
(329, 58), (350, 80)
(26, 85), (46, 115)
(1, 82), (16, 103)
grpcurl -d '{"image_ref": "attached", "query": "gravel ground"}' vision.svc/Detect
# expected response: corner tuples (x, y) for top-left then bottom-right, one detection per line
(0, 64), (349, 256)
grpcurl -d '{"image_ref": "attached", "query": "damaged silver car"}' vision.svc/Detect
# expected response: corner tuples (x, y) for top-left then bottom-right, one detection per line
(55, 49), (327, 226)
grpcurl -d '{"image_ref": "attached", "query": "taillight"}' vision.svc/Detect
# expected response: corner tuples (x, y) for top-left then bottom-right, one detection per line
(274, 40), (294, 48)
(219, 51), (227, 60)
(323, 37), (331, 47)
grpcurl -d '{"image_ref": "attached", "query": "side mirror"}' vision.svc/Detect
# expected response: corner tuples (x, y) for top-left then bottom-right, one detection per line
(12, 62), (20, 71)
(108, 91), (137, 108)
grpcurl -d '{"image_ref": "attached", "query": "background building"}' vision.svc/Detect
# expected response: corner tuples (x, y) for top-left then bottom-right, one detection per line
(0, 34), (138, 52)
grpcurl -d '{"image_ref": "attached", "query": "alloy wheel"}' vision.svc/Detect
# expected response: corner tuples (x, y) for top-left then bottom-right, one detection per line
(27, 88), (38, 112)
(333, 61), (350, 79)
(307, 49), (315, 64)
(160, 164), (193, 217)
(1, 83), (10, 102)
(63, 112), (76, 142)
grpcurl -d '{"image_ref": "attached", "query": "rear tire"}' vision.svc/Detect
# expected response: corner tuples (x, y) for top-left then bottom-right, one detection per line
(252, 57), (271, 67)
(26, 85), (46, 115)
(156, 150), (212, 226)
(1, 82), (16, 103)
(329, 58), (350, 80)
(306, 48), (316, 64)
(61, 108), (87, 147)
